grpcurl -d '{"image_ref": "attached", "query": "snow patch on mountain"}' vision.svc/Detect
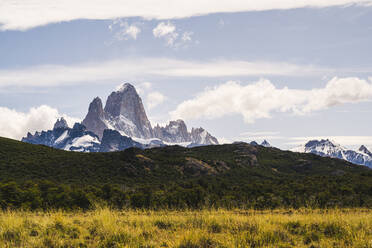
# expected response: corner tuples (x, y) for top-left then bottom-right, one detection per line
(55, 130), (69, 144)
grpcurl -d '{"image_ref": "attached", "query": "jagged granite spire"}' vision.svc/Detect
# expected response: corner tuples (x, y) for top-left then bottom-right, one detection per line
(153, 119), (190, 143)
(104, 83), (153, 139)
(53, 117), (68, 130)
(80, 83), (218, 147)
(82, 97), (107, 139)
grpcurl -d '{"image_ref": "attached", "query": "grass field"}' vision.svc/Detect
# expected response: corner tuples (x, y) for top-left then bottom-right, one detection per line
(0, 209), (371, 247)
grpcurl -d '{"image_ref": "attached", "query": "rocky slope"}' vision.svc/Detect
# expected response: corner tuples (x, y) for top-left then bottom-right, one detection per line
(291, 139), (372, 168)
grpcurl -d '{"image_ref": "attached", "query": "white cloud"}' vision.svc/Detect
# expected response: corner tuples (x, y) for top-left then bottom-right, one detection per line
(0, 58), (332, 88)
(153, 22), (176, 37)
(116, 24), (141, 40)
(109, 20), (141, 41)
(170, 77), (372, 123)
(181, 31), (193, 42)
(153, 22), (192, 47)
(146, 91), (166, 110)
(239, 131), (283, 141)
(240, 131), (280, 136)
(1, 0), (372, 31)
(0, 105), (80, 140)
(141, 82), (152, 90)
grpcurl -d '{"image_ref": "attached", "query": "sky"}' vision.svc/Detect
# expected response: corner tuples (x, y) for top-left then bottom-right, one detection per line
(1, 0), (372, 150)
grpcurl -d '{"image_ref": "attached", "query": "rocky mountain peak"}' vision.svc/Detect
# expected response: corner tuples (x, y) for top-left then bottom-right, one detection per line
(305, 139), (337, 148)
(82, 97), (107, 139)
(103, 83), (153, 139)
(359, 145), (372, 156)
(89, 97), (104, 116)
(53, 117), (68, 130)
(190, 127), (219, 145)
(115, 82), (135, 93)
(261, 140), (271, 147)
(153, 119), (190, 143)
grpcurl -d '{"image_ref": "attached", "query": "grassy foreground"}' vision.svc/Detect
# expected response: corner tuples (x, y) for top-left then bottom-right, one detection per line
(0, 209), (371, 247)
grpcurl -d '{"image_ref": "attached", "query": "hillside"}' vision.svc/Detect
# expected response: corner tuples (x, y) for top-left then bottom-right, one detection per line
(0, 137), (371, 210)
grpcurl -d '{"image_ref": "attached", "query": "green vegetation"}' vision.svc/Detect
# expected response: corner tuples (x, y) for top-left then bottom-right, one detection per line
(0, 208), (371, 247)
(0, 136), (372, 210)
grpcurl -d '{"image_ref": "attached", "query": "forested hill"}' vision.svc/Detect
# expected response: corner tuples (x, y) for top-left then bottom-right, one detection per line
(0, 136), (371, 210)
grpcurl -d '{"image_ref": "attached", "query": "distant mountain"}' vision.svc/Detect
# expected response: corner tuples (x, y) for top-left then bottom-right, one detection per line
(249, 140), (271, 147)
(291, 139), (372, 168)
(23, 83), (219, 152)
(260, 140), (271, 147)
(22, 117), (160, 152)
(22, 118), (101, 152)
(153, 119), (218, 146)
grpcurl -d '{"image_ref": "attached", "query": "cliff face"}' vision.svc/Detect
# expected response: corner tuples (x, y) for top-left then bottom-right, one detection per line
(82, 97), (107, 139)
(82, 83), (153, 139)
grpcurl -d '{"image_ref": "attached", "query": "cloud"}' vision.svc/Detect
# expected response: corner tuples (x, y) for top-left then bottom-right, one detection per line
(109, 20), (141, 41)
(181, 31), (193, 42)
(146, 92), (166, 110)
(153, 22), (176, 37)
(153, 22), (179, 46)
(1, 0), (372, 31)
(115, 24), (141, 40)
(0, 105), (80, 140)
(170, 77), (372, 123)
(239, 131), (283, 141)
(0, 58), (332, 89)
(152, 22), (192, 47)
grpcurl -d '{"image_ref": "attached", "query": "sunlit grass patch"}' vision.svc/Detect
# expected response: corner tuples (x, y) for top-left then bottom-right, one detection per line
(0, 208), (370, 247)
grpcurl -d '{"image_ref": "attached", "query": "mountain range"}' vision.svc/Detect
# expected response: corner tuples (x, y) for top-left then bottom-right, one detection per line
(291, 139), (372, 168)
(22, 83), (219, 152)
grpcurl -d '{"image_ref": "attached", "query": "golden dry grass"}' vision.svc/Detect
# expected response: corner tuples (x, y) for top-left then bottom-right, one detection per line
(0, 208), (371, 247)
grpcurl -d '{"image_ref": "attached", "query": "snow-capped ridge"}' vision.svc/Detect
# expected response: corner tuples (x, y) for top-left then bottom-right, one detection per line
(115, 82), (133, 92)
(291, 139), (372, 168)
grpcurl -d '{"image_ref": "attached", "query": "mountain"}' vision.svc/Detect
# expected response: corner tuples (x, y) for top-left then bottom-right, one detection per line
(82, 83), (153, 139)
(22, 118), (101, 152)
(99, 129), (143, 152)
(153, 119), (219, 146)
(23, 83), (218, 152)
(81, 97), (107, 139)
(1, 136), (372, 209)
(291, 139), (372, 168)
(22, 118), (162, 152)
(80, 82), (218, 149)
(260, 140), (271, 147)
(248, 140), (271, 147)
(190, 127), (219, 145)
(153, 120), (190, 143)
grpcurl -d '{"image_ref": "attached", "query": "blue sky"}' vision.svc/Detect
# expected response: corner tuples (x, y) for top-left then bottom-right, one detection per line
(0, 1), (372, 149)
